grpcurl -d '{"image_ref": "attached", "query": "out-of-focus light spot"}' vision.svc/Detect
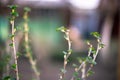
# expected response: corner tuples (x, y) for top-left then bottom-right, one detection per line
(15, 0), (64, 8)
(41, 0), (61, 2)
(69, 0), (100, 10)
(22, 0), (61, 2)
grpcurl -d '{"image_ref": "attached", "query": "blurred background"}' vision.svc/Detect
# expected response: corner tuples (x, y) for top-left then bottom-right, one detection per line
(0, 0), (119, 80)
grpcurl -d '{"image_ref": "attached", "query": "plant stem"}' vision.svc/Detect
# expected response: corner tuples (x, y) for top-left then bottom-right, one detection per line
(23, 10), (40, 80)
(93, 42), (100, 61)
(11, 20), (19, 80)
(71, 45), (92, 80)
(64, 31), (72, 69)
(59, 29), (72, 80)
(81, 63), (86, 80)
(86, 41), (101, 77)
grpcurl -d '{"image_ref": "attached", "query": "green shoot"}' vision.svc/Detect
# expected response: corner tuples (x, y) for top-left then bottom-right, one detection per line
(57, 26), (72, 80)
(23, 7), (40, 80)
(8, 5), (19, 80)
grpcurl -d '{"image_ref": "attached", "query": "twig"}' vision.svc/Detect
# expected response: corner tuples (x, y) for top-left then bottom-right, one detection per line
(57, 27), (72, 80)
(9, 5), (19, 80)
(23, 7), (40, 80)
(71, 32), (104, 80)
(86, 39), (101, 77)
(70, 44), (92, 80)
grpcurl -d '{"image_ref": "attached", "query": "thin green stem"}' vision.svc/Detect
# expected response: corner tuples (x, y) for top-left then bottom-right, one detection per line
(11, 20), (19, 80)
(59, 29), (72, 80)
(86, 40), (101, 77)
(23, 10), (40, 80)
(71, 44), (92, 80)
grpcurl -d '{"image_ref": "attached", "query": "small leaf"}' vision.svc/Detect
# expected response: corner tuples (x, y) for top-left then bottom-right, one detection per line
(3, 76), (11, 80)
(86, 56), (92, 62)
(17, 52), (22, 58)
(14, 28), (16, 32)
(86, 40), (90, 45)
(67, 59), (70, 62)
(73, 72), (79, 77)
(63, 51), (67, 55)
(86, 56), (97, 65)
(24, 7), (31, 12)
(11, 78), (16, 80)
(87, 70), (95, 77)
(99, 43), (105, 48)
(68, 49), (72, 53)
(9, 34), (14, 39)
(56, 26), (67, 32)
(87, 56), (93, 60)
(72, 64), (78, 67)
(77, 57), (86, 63)
(76, 78), (81, 80)
(91, 60), (97, 65)
(90, 32), (101, 39)
(60, 68), (67, 73)
(91, 47), (96, 54)
(16, 26), (23, 31)
(11, 64), (17, 70)
(11, 11), (19, 17)
(9, 43), (13, 47)
(8, 5), (18, 9)
(2, 75), (16, 80)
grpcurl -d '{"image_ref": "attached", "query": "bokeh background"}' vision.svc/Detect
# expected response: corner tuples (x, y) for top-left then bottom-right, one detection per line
(0, 0), (119, 80)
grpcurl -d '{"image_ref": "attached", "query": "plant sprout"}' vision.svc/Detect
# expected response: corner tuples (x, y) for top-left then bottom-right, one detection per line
(71, 32), (104, 80)
(23, 7), (40, 80)
(1, 5), (105, 80)
(57, 27), (104, 80)
(57, 26), (72, 80)
(8, 5), (19, 80)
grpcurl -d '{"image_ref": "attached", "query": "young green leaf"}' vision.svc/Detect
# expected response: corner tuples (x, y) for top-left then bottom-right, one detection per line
(56, 26), (67, 32)
(17, 52), (22, 58)
(91, 47), (96, 54)
(76, 78), (81, 80)
(60, 68), (67, 74)
(90, 32), (101, 39)
(8, 5), (18, 9)
(86, 40), (90, 45)
(11, 64), (17, 70)
(72, 64), (78, 68)
(91, 60), (97, 65)
(86, 56), (92, 63)
(2, 75), (16, 80)
(68, 49), (72, 53)
(63, 51), (67, 55)
(24, 7), (31, 12)
(9, 34), (15, 39)
(9, 43), (13, 47)
(2, 76), (11, 80)
(11, 11), (19, 17)
(87, 70), (95, 77)
(99, 43), (105, 49)
(73, 72), (79, 77)
(77, 57), (86, 63)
